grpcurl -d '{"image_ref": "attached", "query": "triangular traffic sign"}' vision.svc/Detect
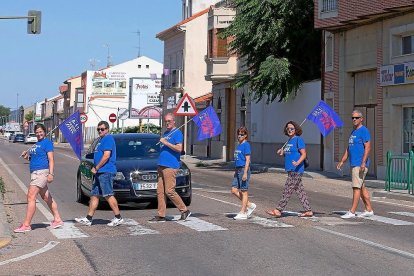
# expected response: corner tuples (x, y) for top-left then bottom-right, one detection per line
(174, 93), (198, 116)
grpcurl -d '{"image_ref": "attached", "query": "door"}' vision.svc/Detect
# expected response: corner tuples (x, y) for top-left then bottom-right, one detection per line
(226, 88), (236, 161)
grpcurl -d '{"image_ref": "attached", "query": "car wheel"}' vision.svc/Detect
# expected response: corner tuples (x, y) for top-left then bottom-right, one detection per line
(77, 172), (89, 204)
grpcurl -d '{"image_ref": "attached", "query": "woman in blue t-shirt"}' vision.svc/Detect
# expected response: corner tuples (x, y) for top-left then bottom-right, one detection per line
(231, 127), (256, 220)
(266, 121), (313, 218)
(14, 124), (64, 233)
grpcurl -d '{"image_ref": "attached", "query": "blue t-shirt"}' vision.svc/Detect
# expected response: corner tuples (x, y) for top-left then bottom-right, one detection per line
(94, 134), (117, 173)
(158, 128), (183, 169)
(348, 126), (370, 168)
(234, 142), (251, 167)
(29, 138), (53, 173)
(283, 136), (305, 173)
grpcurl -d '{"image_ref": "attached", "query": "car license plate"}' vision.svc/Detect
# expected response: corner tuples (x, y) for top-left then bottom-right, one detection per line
(132, 182), (157, 190)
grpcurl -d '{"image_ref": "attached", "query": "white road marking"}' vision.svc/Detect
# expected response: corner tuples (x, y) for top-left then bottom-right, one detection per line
(0, 241), (59, 266)
(371, 199), (414, 209)
(225, 213), (293, 228)
(193, 192), (240, 207)
(355, 212), (414, 226)
(123, 219), (160, 235)
(47, 221), (88, 239)
(173, 216), (228, 232)
(0, 157), (87, 239)
(314, 226), (414, 259)
(389, 212), (414, 218)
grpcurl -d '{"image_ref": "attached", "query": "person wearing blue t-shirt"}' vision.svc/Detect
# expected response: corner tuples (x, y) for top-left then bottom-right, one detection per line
(337, 110), (374, 219)
(232, 127), (256, 220)
(15, 124), (64, 233)
(266, 121), (313, 218)
(149, 113), (191, 222)
(75, 121), (123, 227)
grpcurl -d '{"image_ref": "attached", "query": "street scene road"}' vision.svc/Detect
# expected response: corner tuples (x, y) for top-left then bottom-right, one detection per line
(1, 139), (414, 275)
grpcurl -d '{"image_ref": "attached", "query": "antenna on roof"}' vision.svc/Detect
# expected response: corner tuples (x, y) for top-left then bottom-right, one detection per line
(103, 43), (112, 67)
(89, 58), (100, 69)
(133, 29), (141, 57)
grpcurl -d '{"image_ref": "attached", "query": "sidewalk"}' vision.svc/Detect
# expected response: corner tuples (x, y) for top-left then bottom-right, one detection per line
(0, 194), (12, 249)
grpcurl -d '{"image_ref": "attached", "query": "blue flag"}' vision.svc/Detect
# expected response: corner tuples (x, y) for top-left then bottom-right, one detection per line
(306, 100), (343, 137)
(193, 106), (222, 140)
(58, 111), (83, 160)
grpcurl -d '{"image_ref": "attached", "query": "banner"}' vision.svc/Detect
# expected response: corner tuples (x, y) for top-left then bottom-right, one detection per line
(58, 111), (83, 160)
(306, 100), (343, 137)
(193, 106), (222, 140)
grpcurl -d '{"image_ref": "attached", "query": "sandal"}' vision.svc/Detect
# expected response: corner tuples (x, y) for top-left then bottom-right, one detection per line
(265, 209), (282, 218)
(298, 211), (313, 217)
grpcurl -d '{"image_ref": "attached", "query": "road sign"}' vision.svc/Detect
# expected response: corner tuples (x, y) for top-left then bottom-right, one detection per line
(80, 113), (88, 124)
(174, 93), (198, 116)
(109, 113), (117, 123)
(118, 108), (129, 120)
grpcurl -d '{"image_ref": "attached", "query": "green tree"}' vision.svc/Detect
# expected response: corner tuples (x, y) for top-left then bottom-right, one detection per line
(220, 0), (321, 102)
(25, 110), (34, 122)
(0, 105), (10, 117)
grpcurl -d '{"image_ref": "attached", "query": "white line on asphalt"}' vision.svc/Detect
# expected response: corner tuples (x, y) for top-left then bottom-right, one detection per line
(355, 212), (414, 226)
(225, 213), (294, 228)
(173, 216), (228, 232)
(371, 199), (414, 209)
(314, 226), (414, 259)
(193, 192), (240, 207)
(389, 212), (414, 218)
(0, 157), (87, 239)
(0, 241), (60, 266)
(123, 218), (160, 235)
(46, 221), (88, 239)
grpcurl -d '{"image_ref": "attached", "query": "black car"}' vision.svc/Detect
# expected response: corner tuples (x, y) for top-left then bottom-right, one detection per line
(77, 133), (192, 205)
(13, 133), (25, 143)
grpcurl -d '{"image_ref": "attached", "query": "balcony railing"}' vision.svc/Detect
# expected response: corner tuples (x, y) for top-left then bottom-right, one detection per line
(321, 0), (337, 12)
(161, 69), (183, 90)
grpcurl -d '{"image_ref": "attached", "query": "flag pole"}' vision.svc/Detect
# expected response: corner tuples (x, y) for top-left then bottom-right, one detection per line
(280, 118), (308, 150)
(156, 116), (197, 145)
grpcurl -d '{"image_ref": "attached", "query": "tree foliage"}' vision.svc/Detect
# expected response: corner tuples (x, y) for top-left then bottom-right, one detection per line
(0, 105), (10, 117)
(221, 0), (321, 103)
(25, 111), (34, 122)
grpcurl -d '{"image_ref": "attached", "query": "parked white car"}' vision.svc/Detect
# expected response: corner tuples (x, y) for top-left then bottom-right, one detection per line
(24, 133), (38, 144)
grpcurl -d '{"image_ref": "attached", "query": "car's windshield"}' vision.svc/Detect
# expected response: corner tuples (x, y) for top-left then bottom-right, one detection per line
(15, 134), (24, 138)
(115, 137), (160, 159)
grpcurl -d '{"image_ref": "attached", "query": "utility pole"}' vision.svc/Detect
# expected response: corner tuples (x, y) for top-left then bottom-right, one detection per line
(103, 43), (112, 67)
(133, 29), (141, 57)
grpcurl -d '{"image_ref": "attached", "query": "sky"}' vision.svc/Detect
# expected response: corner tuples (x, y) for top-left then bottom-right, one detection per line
(0, 0), (182, 110)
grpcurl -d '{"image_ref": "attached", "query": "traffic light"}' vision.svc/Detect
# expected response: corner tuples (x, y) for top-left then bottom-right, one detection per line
(27, 10), (41, 34)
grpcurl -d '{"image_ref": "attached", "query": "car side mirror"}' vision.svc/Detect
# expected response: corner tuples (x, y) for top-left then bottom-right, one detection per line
(85, 152), (94, 159)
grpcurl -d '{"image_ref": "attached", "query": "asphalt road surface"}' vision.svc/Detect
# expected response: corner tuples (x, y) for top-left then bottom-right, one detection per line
(1, 139), (414, 275)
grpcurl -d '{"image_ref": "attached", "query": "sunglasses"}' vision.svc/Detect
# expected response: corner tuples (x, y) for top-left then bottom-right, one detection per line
(286, 127), (295, 131)
(97, 127), (107, 132)
(238, 134), (246, 137)
(164, 120), (173, 123)
(351, 117), (361, 120)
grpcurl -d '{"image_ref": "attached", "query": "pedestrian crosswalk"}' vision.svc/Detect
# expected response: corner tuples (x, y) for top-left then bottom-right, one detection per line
(44, 210), (414, 240)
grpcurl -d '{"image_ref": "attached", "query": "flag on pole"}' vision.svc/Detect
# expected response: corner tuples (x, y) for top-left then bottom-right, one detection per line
(193, 106), (222, 140)
(306, 100), (343, 137)
(58, 111), (83, 160)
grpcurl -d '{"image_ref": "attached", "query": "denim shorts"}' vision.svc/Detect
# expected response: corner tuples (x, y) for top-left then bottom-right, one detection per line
(232, 168), (251, 191)
(91, 172), (115, 197)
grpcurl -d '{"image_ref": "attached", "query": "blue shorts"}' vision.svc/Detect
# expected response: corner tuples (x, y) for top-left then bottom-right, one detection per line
(232, 168), (251, 191)
(91, 172), (115, 197)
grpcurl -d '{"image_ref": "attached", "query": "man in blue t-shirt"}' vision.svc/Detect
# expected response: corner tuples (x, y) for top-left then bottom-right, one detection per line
(149, 113), (191, 222)
(75, 121), (123, 227)
(337, 110), (374, 219)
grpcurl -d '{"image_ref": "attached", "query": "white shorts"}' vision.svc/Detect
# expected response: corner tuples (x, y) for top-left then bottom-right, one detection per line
(30, 169), (49, 188)
(351, 167), (368, 188)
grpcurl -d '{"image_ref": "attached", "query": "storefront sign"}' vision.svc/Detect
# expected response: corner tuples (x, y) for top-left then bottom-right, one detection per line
(380, 62), (414, 86)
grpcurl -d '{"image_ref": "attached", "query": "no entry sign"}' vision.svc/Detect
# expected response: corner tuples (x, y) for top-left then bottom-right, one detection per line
(109, 113), (117, 123)
(80, 113), (88, 124)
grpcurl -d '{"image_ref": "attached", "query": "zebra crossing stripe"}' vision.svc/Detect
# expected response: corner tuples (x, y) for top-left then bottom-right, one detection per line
(123, 219), (160, 235)
(225, 213), (294, 228)
(389, 212), (414, 218)
(173, 216), (228, 232)
(355, 212), (414, 226)
(47, 221), (88, 239)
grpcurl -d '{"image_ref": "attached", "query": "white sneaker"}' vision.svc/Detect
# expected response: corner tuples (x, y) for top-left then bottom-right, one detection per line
(234, 212), (248, 220)
(341, 211), (356, 219)
(359, 210), (374, 217)
(75, 217), (92, 226)
(107, 217), (124, 227)
(247, 203), (256, 217)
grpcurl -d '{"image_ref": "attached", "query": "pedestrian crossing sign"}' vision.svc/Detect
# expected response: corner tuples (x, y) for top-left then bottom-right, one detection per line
(174, 93), (198, 116)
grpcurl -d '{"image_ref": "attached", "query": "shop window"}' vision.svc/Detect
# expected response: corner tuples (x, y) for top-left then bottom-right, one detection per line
(403, 107), (414, 153)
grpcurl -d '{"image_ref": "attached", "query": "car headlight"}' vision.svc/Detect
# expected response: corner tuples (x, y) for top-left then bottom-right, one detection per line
(114, 172), (125, 181)
(176, 168), (190, 177)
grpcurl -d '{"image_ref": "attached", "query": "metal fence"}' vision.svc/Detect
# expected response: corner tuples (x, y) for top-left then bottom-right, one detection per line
(385, 151), (413, 194)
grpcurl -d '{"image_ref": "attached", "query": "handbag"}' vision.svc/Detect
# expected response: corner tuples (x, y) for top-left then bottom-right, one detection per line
(296, 137), (309, 168)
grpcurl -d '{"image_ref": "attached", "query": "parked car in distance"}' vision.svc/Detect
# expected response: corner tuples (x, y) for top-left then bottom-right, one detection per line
(13, 133), (25, 143)
(9, 132), (22, 141)
(77, 133), (192, 206)
(24, 133), (38, 144)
